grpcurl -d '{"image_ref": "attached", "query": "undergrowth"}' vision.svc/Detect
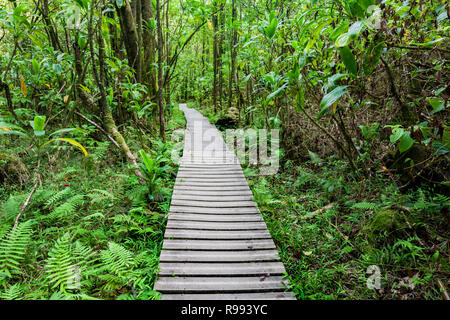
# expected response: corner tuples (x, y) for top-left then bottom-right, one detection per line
(245, 158), (449, 300)
(0, 104), (186, 300)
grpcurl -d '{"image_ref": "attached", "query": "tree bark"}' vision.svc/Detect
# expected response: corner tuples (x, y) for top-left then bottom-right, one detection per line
(116, 0), (140, 81)
(156, 0), (166, 141)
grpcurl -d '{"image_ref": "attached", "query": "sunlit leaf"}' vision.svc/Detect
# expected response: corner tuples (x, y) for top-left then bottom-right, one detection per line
(20, 76), (27, 97)
(40, 138), (88, 156)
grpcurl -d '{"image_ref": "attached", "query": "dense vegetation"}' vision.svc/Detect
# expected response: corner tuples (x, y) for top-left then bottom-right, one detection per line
(0, 0), (449, 300)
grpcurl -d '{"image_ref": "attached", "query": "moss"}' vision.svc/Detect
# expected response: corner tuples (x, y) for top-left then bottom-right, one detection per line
(364, 209), (404, 244)
(0, 152), (29, 185)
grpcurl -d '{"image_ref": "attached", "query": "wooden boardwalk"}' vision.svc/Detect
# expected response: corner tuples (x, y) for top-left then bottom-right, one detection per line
(154, 104), (294, 300)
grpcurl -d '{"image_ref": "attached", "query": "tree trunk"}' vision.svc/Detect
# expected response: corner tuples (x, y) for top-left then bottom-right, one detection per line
(116, 0), (140, 81)
(156, 0), (166, 141)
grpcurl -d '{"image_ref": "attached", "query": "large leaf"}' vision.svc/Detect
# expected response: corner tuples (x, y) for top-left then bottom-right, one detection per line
(318, 85), (349, 119)
(31, 116), (46, 137)
(40, 138), (88, 156)
(267, 83), (287, 101)
(339, 46), (358, 75)
(426, 97), (446, 114)
(263, 17), (278, 39)
(390, 127), (404, 143)
(139, 150), (154, 173)
(398, 132), (415, 153)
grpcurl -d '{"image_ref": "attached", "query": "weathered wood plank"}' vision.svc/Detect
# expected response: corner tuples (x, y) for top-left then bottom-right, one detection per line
(159, 250), (280, 262)
(162, 239), (276, 250)
(154, 276), (289, 293)
(166, 220), (266, 230)
(169, 206), (259, 214)
(164, 229), (271, 240)
(171, 194), (253, 202)
(168, 213), (262, 222)
(172, 190), (253, 196)
(170, 200), (256, 208)
(173, 186), (250, 192)
(159, 262), (286, 276)
(176, 181), (249, 187)
(162, 292), (296, 300)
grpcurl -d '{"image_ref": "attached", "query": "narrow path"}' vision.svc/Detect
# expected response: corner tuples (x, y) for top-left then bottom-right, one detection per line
(154, 104), (294, 300)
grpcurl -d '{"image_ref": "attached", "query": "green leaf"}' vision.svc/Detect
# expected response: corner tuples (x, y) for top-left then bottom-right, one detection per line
(339, 46), (357, 75)
(398, 132), (415, 153)
(40, 138), (88, 156)
(32, 116), (46, 137)
(139, 150), (154, 173)
(330, 22), (349, 41)
(263, 17), (278, 39)
(358, 0), (375, 11)
(267, 83), (287, 101)
(390, 127), (404, 143)
(426, 97), (445, 114)
(318, 85), (349, 120)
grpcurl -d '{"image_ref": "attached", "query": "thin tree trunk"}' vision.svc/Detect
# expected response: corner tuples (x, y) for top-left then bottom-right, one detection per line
(156, 0), (166, 141)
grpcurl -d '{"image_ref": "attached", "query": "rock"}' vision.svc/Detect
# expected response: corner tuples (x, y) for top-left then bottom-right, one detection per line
(215, 107), (239, 130)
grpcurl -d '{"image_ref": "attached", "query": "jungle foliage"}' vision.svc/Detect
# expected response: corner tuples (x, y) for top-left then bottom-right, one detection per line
(0, 0), (449, 300)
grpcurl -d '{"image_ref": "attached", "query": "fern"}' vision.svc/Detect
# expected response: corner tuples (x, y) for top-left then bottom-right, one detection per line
(351, 202), (378, 210)
(47, 194), (84, 221)
(100, 242), (135, 275)
(0, 194), (27, 221)
(45, 233), (95, 291)
(98, 242), (137, 292)
(0, 283), (24, 300)
(44, 188), (72, 209)
(0, 220), (33, 276)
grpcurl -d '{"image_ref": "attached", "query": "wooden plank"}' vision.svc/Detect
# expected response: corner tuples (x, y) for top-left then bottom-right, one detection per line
(172, 190), (253, 196)
(170, 200), (256, 208)
(169, 206), (259, 214)
(168, 213), (262, 222)
(176, 175), (245, 180)
(162, 239), (276, 250)
(162, 292), (296, 300)
(154, 276), (289, 293)
(179, 164), (241, 170)
(164, 229), (271, 240)
(158, 262), (286, 276)
(177, 171), (244, 176)
(171, 194), (253, 202)
(173, 185), (250, 192)
(159, 250), (280, 262)
(166, 220), (266, 230)
(176, 181), (248, 187)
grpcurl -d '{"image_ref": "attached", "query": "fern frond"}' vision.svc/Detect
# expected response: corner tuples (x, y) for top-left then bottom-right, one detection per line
(100, 242), (135, 276)
(44, 188), (72, 209)
(0, 220), (34, 275)
(45, 233), (95, 292)
(45, 233), (73, 290)
(0, 283), (24, 300)
(47, 194), (84, 220)
(351, 202), (378, 210)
